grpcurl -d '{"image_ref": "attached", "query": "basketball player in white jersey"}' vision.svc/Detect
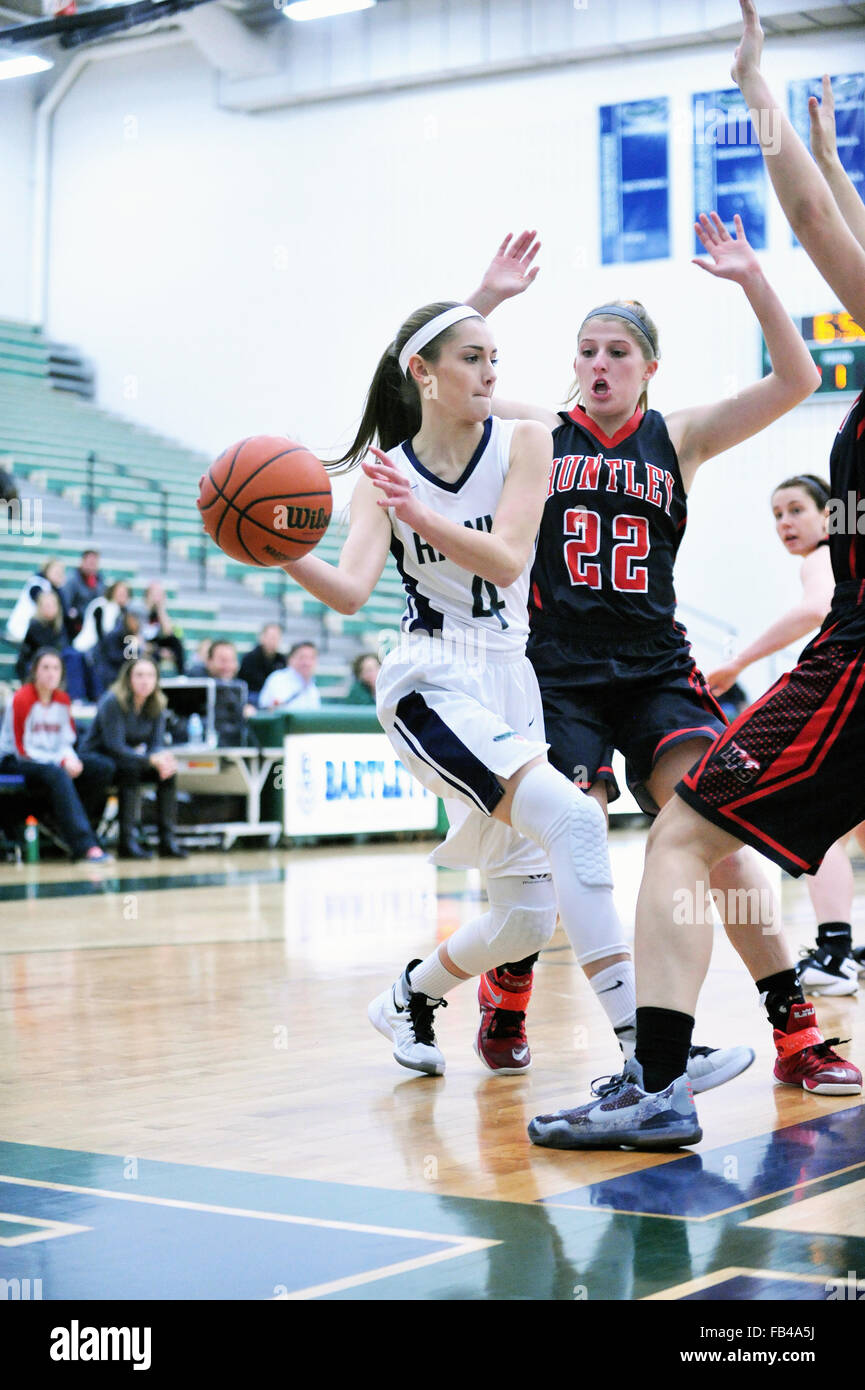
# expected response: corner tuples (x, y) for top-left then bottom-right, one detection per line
(278, 301), (747, 1088)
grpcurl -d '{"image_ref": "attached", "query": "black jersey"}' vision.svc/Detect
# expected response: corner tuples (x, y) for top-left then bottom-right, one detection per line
(828, 389), (865, 589)
(530, 405), (687, 633)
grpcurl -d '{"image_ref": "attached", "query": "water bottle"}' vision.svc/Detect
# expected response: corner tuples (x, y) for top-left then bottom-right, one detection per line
(24, 816), (40, 864)
(187, 713), (203, 745)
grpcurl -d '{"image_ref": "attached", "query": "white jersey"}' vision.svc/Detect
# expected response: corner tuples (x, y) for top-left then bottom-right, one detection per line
(386, 415), (529, 657)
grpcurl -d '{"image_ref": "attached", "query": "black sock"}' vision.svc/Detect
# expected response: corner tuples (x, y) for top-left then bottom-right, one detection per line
(500, 952), (539, 977)
(755, 968), (805, 1032)
(635, 1007), (694, 1092)
(816, 921), (852, 956)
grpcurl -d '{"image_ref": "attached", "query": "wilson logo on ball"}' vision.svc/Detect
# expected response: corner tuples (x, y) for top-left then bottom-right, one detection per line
(197, 436), (332, 566)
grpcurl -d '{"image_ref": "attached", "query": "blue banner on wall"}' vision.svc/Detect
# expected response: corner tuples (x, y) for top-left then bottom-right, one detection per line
(600, 98), (670, 264)
(789, 73), (865, 246)
(692, 88), (767, 252)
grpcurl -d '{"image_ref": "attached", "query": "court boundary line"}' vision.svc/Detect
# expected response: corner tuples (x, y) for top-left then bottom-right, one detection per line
(0, 1211), (91, 1247)
(0, 1174), (499, 1251)
(643, 1265), (860, 1300)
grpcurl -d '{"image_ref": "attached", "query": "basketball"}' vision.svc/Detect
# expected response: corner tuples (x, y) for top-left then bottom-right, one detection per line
(197, 436), (332, 566)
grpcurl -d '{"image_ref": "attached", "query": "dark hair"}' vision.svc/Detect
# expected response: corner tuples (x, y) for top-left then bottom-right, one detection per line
(207, 639), (237, 660)
(288, 641), (317, 659)
(330, 301), (470, 471)
(772, 474), (831, 510)
(110, 657), (166, 721)
(28, 646), (65, 686)
(0, 468), (18, 504)
(352, 651), (379, 680)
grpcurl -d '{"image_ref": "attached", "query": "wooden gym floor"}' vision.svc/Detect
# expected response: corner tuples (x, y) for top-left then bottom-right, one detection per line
(1, 828), (864, 1302)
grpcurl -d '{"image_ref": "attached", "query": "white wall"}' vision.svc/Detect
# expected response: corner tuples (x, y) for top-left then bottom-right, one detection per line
(0, 79), (34, 322)
(41, 19), (864, 689)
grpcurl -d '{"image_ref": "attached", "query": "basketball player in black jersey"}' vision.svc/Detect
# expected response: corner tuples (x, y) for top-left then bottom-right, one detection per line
(465, 211), (838, 1094)
(529, 0), (865, 1149)
(709, 474), (865, 996)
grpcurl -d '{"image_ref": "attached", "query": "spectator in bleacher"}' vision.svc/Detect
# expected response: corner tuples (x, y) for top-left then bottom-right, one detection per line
(258, 641), (320, 712)
(15, 590), (66, 683)
(142, 581), (185, 675)
(185, 638), (213, 679)
(82, 656), (186, 860)
(0, 467), (19, 504)
(203, 640), (250, 743)
(345, 652), (380, 706)
(5, 557), (69, 645)
(239, 623), (286, 706)
(62, 550), (104, 641)
(92, 601), (146, 697)
(73, 579), (130, 654)
(0, 648), (112, 862)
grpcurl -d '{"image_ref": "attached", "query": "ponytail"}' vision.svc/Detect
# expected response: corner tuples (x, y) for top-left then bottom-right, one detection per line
(328, 300), (464, 473)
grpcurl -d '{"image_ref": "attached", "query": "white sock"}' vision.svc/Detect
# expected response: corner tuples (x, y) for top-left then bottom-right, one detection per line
(589, 960), (636, 1036)
(509, 763), (629, 964)
(408, 953), (463, 1001)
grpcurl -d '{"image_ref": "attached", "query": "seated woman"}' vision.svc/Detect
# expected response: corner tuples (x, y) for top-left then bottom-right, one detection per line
(82, 656), (187, 860)
(15, 590), (67, 683)
(92, 603), (148, 699)
(0, 648), (112, 863)
(345, 651), (380, 706)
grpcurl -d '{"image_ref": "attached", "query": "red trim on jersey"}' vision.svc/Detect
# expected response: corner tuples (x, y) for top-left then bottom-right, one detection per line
(565, 404), (644, 449)
(531, 580), (542, 611)
(684, 670), (794, 786)
(749, 661), (859, 786)
(12, 685), (39, 756)
(857, 413), (865, 439)
(718, 811), (813, 871)
(850, 535), (858, 581)
(653, 725), (720, 759)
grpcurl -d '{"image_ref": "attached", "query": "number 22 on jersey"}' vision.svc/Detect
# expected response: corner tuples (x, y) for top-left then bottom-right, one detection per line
(563, 509), (651, 594)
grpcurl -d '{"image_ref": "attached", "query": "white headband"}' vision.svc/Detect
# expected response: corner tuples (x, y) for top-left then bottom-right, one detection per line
(397, 305), (484, 377)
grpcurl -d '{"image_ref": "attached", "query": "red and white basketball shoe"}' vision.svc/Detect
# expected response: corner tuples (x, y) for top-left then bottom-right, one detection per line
(475, 964), (535, 1073)
(773, 1001), (862, 1095)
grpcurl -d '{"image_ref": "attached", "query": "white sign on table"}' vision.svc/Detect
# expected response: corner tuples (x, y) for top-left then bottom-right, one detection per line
(282, 733), (439, 837)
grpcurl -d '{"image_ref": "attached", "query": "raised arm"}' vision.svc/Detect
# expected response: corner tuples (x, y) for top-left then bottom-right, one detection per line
(708, 545), (834, 695)
(732, 0), (865, 329)
(280, 472), (391, 615)
(362, 421), (552, 590)
(464, 232), (562, 429)
(665, 212), (819, 490)
(465, 230), (541, 317)
(808, 74), (865, 254)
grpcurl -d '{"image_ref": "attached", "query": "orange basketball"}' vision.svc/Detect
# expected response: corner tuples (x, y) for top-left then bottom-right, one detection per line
(197, 436), (332, 566)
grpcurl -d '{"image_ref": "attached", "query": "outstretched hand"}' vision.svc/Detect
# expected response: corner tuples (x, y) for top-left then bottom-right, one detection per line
(362, 447), (425, 528)
(731, 0), (764, 89)
(479, 230), (541, 303)
(692, 212), (760, 284)
(809, 74), (838, 167)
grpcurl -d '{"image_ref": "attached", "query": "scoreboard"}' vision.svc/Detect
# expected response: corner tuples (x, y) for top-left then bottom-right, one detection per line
(762, 311), (865, 397)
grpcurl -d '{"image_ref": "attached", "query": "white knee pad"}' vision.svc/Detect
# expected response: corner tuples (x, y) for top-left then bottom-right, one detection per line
(567, 791), (613, 889)
(484, 874), (558, 959)
(510, 763), (613, 889)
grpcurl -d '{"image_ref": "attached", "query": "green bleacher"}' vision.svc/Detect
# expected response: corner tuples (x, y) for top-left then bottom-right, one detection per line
(0, 318), (405, 688)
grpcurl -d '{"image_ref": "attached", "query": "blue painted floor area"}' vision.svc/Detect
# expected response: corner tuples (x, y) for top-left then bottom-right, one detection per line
(2, 1137), (865, 1300)
(683, 1275), (827, 1300)
(544, 1106), (865, 1219)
